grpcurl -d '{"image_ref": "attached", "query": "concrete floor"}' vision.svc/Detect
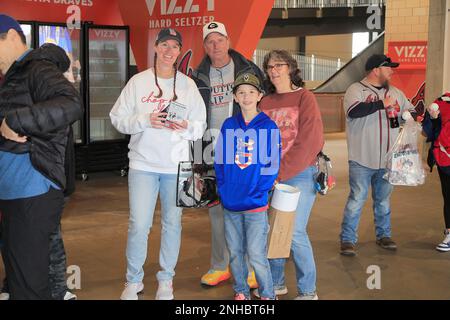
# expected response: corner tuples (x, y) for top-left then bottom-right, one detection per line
(1, 133), (449, 300)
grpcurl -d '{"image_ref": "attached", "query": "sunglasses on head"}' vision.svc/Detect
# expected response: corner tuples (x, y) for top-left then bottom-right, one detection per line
(378, 58), (392, 67)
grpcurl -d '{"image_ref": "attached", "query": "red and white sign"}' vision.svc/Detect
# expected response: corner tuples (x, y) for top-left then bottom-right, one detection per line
(117, 0), (273, 72)
(388, 41), (428, 69)
(388, 41), (428, 117)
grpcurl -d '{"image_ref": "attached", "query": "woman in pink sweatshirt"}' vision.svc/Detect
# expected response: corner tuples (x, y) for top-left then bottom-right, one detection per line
(259, 50), (324, 300)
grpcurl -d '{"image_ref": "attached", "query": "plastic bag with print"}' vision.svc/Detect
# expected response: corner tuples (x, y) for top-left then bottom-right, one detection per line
(383, 114), (426, 186)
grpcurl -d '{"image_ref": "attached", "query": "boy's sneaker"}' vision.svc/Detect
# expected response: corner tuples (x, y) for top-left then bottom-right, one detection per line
(340, 242), (357, 256)
(253, 286), (288, 298)
(275, 286), (289, 296)
(201, 268), (231, 286)
(120, 282), (144, 300)
(376, 237), (397, 251)
(63, 291), (77, 300)
(436, 230), (450, 252)
(0, 292), (9, 300)
(155, 280), (174, 300)
(294, 293), (319, 300)
(234, 293), (250, 300)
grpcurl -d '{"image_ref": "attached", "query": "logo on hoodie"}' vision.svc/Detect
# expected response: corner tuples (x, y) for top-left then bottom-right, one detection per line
(235, 138), (255, 169)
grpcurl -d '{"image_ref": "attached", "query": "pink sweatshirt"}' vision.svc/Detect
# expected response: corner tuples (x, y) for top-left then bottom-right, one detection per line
(259, 89), (324, 181)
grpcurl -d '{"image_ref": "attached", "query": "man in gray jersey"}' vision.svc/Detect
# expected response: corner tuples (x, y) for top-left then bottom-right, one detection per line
(191, 21), (264, 287)
(339, 54), (415, 257)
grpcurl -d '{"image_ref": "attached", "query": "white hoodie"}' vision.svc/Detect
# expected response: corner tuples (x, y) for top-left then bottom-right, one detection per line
(110, 68), (206, 174)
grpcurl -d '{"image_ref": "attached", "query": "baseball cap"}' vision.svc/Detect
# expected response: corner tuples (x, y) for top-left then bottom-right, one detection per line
(233, 73), (264, 93)
(203, 21), (228, 41)
(365, 54), (400, 71)
(0, 14), (23, 35)
(155, 28), (182, 47)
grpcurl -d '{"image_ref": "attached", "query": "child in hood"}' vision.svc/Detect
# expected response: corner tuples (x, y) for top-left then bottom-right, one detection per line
(214, 72), (281, 300)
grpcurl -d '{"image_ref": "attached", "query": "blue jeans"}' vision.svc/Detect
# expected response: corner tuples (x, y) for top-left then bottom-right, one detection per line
(269, 165), (318, 296)
(340, 161), (394, 244)
(126, 169), (183, 283)
(224, 209), (274, 299)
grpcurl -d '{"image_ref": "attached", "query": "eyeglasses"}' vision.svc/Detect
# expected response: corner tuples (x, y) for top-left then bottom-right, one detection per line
(266, 63), (288, 71)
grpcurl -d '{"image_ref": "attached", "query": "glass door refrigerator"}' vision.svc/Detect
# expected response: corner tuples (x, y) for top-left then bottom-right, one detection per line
(80, 24), (130, 180)
(36, 22), (130, 181)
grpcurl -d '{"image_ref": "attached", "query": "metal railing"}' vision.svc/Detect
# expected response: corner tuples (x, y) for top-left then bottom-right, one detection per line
(253, 49), (345, 82)
(273, 0), (385, 9)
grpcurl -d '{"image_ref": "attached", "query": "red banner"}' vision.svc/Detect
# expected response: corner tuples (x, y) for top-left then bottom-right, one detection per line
(388, 41), (428, 116)
(117, 0), (274, 73)
(1, 0), (273, 74)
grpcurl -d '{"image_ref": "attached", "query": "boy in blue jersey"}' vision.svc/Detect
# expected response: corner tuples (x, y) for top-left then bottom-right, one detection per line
(214, 73), (281, 300)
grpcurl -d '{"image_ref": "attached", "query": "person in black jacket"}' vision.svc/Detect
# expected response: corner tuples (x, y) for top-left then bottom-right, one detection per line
(0, 15), (82, 300)
(191, 21), (265, 288)
(0, 113), (78, 301)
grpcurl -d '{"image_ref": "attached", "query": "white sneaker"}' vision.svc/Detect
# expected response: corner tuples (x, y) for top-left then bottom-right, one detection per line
(0, 292), (10, 300)
(436, 230), (450, 252)
(120, 282), (144, 300)
(155, 280), (174, 300)
(63, 291), (77, 300)
(253, 286), (288, 299)
(294, 293), (319, 300)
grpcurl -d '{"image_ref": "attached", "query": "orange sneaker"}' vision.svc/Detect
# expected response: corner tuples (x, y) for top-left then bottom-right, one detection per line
(201, 268), (231, 286)
(247, 271), (259, 289)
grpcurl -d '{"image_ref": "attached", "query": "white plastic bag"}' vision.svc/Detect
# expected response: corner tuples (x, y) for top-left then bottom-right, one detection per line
(383, 116), (426, 186)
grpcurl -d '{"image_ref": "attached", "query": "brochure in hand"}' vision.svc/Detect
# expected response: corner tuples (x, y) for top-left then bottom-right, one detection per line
(163, 100), (188, 129)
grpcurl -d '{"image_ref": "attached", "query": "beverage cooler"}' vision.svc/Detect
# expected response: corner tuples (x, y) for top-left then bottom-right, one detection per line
(20, 21), (130, 181)
(79, 24), (130, 181)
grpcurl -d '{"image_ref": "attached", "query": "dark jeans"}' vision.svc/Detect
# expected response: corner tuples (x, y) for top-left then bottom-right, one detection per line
(1, 213), (69, 300)
(0, 188), (64, 300)
(438, 167), (450, 229)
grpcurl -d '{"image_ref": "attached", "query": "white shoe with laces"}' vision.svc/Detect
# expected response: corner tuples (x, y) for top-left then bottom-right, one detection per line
(120, 282), (144, 300)
(155, 280), (174, 300)
(436, 230), (450, 252)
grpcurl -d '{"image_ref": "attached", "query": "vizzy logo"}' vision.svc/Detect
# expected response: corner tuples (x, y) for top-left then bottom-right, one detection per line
(394, 46), (426, 58)
(94, 30), (122, 39)
(146, 0), (215, 16)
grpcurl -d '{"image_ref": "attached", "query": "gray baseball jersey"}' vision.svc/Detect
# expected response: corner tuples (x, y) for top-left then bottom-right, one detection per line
(344, 78), (415, 170)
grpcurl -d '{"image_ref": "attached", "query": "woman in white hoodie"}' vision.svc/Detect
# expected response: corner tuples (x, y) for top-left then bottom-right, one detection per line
(110, 28), (206, 300)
